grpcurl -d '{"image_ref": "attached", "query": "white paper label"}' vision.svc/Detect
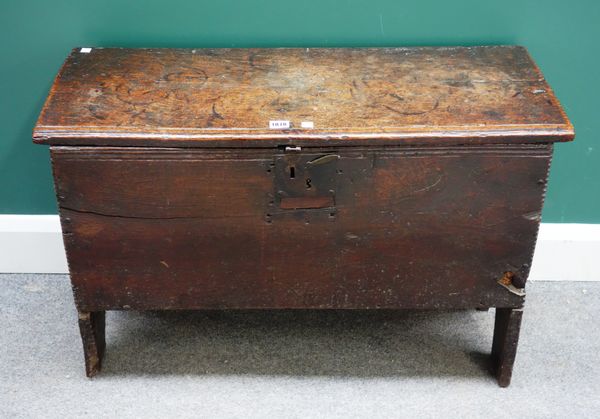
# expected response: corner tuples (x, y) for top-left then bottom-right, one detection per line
(301, 121), (314, 129)
(80, 47), (92, 53)
(269, 120), (290, 129)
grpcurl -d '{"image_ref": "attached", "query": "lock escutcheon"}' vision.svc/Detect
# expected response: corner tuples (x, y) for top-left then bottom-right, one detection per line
(271, 151), (340, 213)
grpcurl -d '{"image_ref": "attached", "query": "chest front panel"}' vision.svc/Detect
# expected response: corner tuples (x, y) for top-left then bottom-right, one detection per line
(52, 144), (550, 311)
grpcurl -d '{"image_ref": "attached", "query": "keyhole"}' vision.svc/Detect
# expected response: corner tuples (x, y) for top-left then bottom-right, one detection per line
(289, 166), (295, 179)
(306, 178), (312, 189)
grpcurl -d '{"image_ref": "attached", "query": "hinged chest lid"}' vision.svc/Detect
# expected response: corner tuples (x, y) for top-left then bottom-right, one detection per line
(33, 46), (573, 148)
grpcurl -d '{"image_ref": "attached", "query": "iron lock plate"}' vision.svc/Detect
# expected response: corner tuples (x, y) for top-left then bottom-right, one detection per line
(267, 150), (341, 221)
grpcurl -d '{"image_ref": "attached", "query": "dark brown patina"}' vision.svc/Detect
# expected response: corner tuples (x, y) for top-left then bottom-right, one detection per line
(34, 46), (574, 386)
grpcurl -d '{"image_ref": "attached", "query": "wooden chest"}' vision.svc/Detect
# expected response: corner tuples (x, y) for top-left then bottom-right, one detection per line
(34, 46), (573, 386)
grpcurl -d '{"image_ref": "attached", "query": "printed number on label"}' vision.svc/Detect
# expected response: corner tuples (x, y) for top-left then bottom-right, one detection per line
(269, 120), (290, 129)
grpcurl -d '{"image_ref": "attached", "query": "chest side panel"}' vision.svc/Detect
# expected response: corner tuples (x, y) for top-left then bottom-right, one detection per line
(51, 145), (551, 310)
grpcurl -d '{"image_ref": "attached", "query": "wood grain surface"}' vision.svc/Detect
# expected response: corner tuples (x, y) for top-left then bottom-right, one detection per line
(52, 145), (551, 311)
(34, 47), (573, 147)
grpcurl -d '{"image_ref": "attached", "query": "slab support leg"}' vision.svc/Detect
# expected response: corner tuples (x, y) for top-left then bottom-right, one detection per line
(77, 310), (106, 377)
(491, 307), (523, 387)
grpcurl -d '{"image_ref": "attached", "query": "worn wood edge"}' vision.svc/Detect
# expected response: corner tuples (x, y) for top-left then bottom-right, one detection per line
(50, 148), (77, 284)
(513, 143), (553, 288)
(32, 48), (75, 144)
(73, 297), (525, 312)
(521, 47), (575, 141)
(32, 126), (574, 147)
(48, 144), (554, 160)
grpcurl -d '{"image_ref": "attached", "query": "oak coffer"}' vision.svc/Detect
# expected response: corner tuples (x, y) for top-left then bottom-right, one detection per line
(33, 46), (573, 386)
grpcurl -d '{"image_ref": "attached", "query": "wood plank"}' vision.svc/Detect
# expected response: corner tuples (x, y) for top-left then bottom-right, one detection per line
(52, 145), (551, 311)
(34, 47), (573, 147)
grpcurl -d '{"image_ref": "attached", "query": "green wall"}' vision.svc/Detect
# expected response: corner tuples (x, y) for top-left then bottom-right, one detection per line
(1, 0), (598, 222)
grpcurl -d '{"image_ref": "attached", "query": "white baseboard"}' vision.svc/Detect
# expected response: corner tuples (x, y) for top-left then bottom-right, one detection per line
(1, 215), (599, 280)
(0, 215), (68, 274)
(529, 223), (600, 281)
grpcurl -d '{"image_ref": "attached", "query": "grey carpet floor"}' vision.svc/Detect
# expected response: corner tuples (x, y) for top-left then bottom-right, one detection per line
(1, 274), (598, 419)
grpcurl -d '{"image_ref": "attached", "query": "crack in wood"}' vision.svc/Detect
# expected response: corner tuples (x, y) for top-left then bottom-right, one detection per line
(61, 206), (255, 221)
